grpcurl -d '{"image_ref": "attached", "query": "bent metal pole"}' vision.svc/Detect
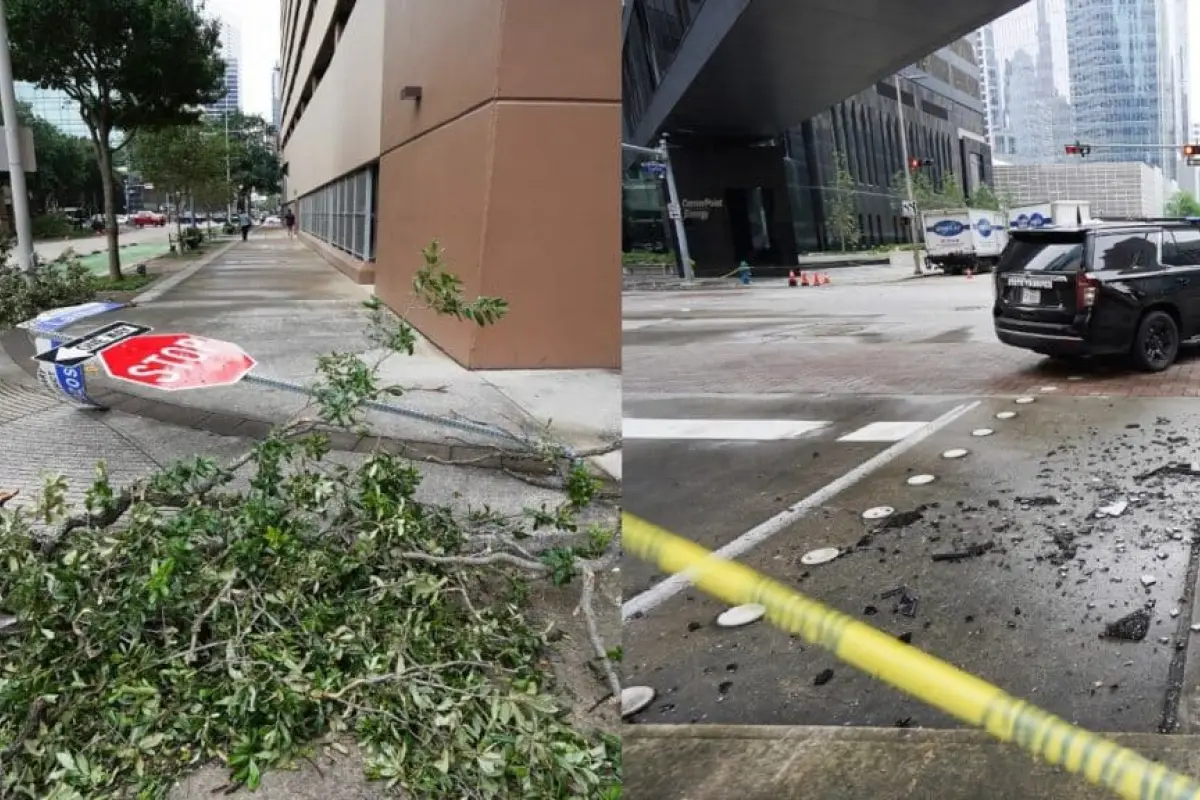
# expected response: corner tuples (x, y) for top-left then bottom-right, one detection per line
(0, 0), (34, 271)
(893, 75), (923, 277)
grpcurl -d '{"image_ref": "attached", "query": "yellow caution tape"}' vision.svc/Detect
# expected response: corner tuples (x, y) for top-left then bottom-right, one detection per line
(623, 512), (1200, 800)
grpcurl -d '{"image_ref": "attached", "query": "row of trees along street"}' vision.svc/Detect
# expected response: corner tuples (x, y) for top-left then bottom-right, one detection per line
(6, 0), (280, 280)
(824, 148), (1005, 251)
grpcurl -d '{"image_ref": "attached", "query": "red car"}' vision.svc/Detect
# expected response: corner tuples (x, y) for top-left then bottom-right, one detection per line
(130, 210), (165, 227)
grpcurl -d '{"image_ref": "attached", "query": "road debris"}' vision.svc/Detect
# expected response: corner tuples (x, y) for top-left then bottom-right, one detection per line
(0, 489), (16, 507)
(1141, 575), (1157, 587)
(931, 541), (995, 562)
(1017, 495), (1059, 507)
(881, 507), (925, 530)
(1101, 608), (1151, 642)
(881, 585), (919, 617)
(1096, 499), (1128, 518)
(813, 668), (834, 686)
(1135, 462), (1200, 482)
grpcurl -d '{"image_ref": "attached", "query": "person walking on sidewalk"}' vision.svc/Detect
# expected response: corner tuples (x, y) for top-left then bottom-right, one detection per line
(284, 207), (296, 239)
(238, 210), (252, 241)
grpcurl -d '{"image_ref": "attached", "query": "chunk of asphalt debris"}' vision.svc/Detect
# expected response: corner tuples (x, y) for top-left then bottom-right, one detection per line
(813, 668), (834, 686)
(931, 541), (996, 562)
(897, 632), (914, 644)
(1135, 462), (1200, 482)
(880, 507), (926, 530)
(882, 586), (920, 618)
(1101, 608), (1151, 642)
(1017, 495), (1059, 507)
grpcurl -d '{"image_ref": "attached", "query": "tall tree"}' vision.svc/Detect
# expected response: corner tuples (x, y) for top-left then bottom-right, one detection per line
(826, 150), (860, 251)
(224, 111), (282, 210)
(130, 123), (224, 242)
(7, 0), (225, 279)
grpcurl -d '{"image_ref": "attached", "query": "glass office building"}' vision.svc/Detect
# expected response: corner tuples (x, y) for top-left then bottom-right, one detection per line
(14, 84), (90, 138)
(1066, 0), (1182, 179)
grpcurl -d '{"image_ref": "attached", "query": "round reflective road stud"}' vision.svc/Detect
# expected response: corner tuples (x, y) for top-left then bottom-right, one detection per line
(907, 473), (936, 486)
(801, 547), (841, 566)
(942, 448), (969, 459)
(972, 428), (994, 437)
(621, 686), (655, 718)
(995, 411), (1017, 420)
(862, 506), (894, 521)
(717, 603), (767, 628)
(1015, 396), (1036, 404)
(1040, 386), (1058, 392)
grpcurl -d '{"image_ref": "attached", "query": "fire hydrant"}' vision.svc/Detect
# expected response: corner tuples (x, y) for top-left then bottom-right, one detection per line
(737, 261), (752, 285)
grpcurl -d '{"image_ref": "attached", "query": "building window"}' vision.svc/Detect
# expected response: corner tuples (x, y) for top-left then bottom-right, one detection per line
(297, 163), (376, 261)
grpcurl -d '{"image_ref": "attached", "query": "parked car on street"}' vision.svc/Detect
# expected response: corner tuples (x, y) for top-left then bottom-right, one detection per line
(993, 218), (1200, 372)
(130, 210), (166, 227)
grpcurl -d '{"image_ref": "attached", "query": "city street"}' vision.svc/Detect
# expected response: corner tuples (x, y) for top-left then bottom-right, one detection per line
(622, 269), (1200, 736)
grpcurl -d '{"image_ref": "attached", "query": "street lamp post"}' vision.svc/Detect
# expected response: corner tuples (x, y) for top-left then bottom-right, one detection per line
(893, 74), (923, 277)
(0, 0), (34, 271)
(224, 108), (232, 219)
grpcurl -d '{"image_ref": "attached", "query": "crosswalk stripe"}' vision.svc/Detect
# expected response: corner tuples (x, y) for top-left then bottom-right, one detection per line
(622, 418), (830, 441)
(837, 421), (931, 443)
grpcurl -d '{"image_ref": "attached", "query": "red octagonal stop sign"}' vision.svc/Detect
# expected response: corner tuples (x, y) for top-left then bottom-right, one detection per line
(99, 333), (257, 391)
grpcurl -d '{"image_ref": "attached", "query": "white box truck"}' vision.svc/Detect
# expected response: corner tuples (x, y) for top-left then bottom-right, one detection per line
(920, 208), (1008, 275)
(1008, 201), (1091, 230)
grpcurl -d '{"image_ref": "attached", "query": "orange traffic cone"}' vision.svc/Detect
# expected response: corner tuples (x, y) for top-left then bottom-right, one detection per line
(801, 272), (811, 287)
(820, 272), (831, 286)
(787, 269), (798, 287)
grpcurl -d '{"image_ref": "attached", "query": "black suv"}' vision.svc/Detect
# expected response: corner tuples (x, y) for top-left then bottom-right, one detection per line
(993, 219), (1200, 371)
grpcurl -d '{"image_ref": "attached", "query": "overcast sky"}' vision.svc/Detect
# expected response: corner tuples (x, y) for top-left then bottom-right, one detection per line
(204, 0), (281, 120)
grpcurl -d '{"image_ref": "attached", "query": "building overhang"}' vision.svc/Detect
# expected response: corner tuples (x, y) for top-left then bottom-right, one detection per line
(631, 0), (1025, 144)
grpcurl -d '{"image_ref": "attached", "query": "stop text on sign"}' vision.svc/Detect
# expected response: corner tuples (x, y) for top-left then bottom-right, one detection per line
(99, 333), (257, 392)
(126, 336), (221, 385)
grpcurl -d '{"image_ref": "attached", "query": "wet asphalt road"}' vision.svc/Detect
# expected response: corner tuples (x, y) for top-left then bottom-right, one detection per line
(622, 270), (1200, 736)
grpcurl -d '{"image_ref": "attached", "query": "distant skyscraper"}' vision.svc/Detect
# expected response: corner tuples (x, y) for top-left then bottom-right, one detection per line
(974, 0), (1072, 164)
(271, 63), (282, 133)
(1066, 0), (1182, 179)
(205, 18), (242, 116)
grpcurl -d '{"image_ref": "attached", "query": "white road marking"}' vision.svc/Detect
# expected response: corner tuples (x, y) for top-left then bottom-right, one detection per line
(622, 418), (830, 441)
(837, 420), (929, 443)
(621, 400), (981, 621)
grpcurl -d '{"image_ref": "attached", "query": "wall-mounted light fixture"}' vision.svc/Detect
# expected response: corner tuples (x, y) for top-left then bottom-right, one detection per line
(400, 86), (423, 101)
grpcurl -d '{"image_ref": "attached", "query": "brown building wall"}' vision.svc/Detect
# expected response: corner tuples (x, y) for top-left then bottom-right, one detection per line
(282, 0), (620, 371)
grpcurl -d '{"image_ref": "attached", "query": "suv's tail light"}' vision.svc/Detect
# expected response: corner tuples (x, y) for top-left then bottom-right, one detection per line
(1076, 273), (1099, 308)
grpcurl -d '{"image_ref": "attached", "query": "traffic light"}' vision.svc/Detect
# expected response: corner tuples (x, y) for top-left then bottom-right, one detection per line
(1065, 142), (1091, 157)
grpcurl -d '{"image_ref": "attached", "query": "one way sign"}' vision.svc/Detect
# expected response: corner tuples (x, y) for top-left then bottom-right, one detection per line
(33, 321), (152, 367)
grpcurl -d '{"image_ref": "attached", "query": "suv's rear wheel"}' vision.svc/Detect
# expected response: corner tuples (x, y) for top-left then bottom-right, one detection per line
(1132, 310), (1179, 372)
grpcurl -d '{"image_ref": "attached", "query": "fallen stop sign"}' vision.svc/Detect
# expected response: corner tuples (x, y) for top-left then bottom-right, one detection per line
(99, 333), (257, 391)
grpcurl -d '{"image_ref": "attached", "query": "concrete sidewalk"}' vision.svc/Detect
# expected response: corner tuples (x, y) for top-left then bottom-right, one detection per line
(1, 232), (621, 480)
(625, 725), (1200, 799)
